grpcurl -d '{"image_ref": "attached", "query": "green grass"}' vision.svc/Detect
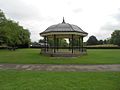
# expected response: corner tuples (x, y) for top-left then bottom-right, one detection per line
(0, 49), (120, 64)
(0, 70), (120, 90)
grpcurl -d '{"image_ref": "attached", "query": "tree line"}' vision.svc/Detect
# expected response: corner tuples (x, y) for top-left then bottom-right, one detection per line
(87, 30), (120, 46)
(0, 9), (30, 50)
(37, 30), (120, 47)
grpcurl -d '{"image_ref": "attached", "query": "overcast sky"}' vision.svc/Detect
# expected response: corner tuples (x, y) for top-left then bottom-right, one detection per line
(0, 0), (120, 42)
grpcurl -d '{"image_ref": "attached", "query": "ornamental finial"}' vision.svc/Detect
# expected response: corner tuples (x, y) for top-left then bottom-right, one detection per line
(62, 17), (65, 23)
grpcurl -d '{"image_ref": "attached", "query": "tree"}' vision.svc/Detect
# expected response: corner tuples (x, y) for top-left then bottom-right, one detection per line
(0, 9), (7, 45)
(69, 38), (82, 47)
(60, 39), (68, 47)
(0, 9), (30, 49)
(111, 30), (120, 46)
(0, 9), (6, 24)
(87, 35), (98, 45)
(39, 39), (44, 43)
(43, 38), (68, 47)
(104, 38), (111, 44)
(98, 40), (104, 45)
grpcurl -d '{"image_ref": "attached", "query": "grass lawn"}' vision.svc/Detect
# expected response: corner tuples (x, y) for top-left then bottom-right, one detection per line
(0, 70), (120, 90)
(0, 49), (120, 64)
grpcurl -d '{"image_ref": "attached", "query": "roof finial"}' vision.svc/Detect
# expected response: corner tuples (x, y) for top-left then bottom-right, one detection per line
(62, 17), (65, 23)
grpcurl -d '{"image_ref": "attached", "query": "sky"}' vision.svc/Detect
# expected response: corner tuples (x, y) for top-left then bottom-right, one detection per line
(0, 0), (120, 42)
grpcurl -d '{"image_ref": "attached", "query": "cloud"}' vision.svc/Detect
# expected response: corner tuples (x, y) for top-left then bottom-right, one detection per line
(73, 8), (82, 13)
(0, 0), (43, 21)
(101, 9), (120, 31)
(101, 23), (120, 31)
(1, 0), (120, 42)
(114, 8), (120, 21)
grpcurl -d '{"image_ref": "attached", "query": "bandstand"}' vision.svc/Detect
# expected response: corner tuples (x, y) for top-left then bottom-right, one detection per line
(40, 18), (88, 57)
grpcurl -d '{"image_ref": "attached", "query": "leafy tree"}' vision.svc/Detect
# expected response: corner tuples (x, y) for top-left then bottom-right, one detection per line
(60, 38), (68, 47)
(0, 9), (6, 24)
(105, 38), (111, 44)
(103, 39), (107, 44)
(0, 9), (7, 45)
(69, 38), (82, 47)
(111, 30), (120, 46)
(98, 40), (104, 45)
(39, 39), (44, 43)
(87, 35), (98, 45)
(47, 38), (54, 46)
(43, 38), (68, 47)
(0, 9), (30, 49)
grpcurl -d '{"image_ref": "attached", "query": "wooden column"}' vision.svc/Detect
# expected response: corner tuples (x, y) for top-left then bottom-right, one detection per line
(79, 36), (81, 52)
(46, 36), (48, 52)
(81, 36), (83, 52)
(53, 35), (56, 53)
(71, 34), (74, 53)
(44, 36), (47, 52)
(69, 38), (71, 51)
(56, 38), (59, 52)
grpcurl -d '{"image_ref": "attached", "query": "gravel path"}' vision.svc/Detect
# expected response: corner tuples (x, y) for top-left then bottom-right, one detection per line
(0, 64), (120, 71)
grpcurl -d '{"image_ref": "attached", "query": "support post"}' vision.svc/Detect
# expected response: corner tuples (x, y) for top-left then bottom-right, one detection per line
(79, 36), (80, 52)
(56, 38), (59, 52)
(46, 36), (48, 52)
(81, 36), (83, 52)
(69, 38), (71, 51)
(53, 35), (56, 53)
(71, 34), (74, 53)
(44, 36), (47, 52)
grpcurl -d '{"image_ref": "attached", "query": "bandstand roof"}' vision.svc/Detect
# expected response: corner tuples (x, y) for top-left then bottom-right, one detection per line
(40, 18), (88, 37)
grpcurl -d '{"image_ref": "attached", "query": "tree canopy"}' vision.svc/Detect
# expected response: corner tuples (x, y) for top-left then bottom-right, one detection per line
(0, 9), (30, 48)
(111, 30), (120, 46)
(87, 35), (98, 45)
(47, 38), (68, 47)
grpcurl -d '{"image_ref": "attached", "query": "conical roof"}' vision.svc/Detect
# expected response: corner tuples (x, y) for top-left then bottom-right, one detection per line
(40, 18), (88, 36)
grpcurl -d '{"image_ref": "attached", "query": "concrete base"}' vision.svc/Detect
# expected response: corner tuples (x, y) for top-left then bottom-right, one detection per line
(41, 52), (87, 57)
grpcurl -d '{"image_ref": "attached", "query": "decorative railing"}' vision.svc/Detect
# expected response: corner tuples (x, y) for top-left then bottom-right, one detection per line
(41, 46), (87, 54)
